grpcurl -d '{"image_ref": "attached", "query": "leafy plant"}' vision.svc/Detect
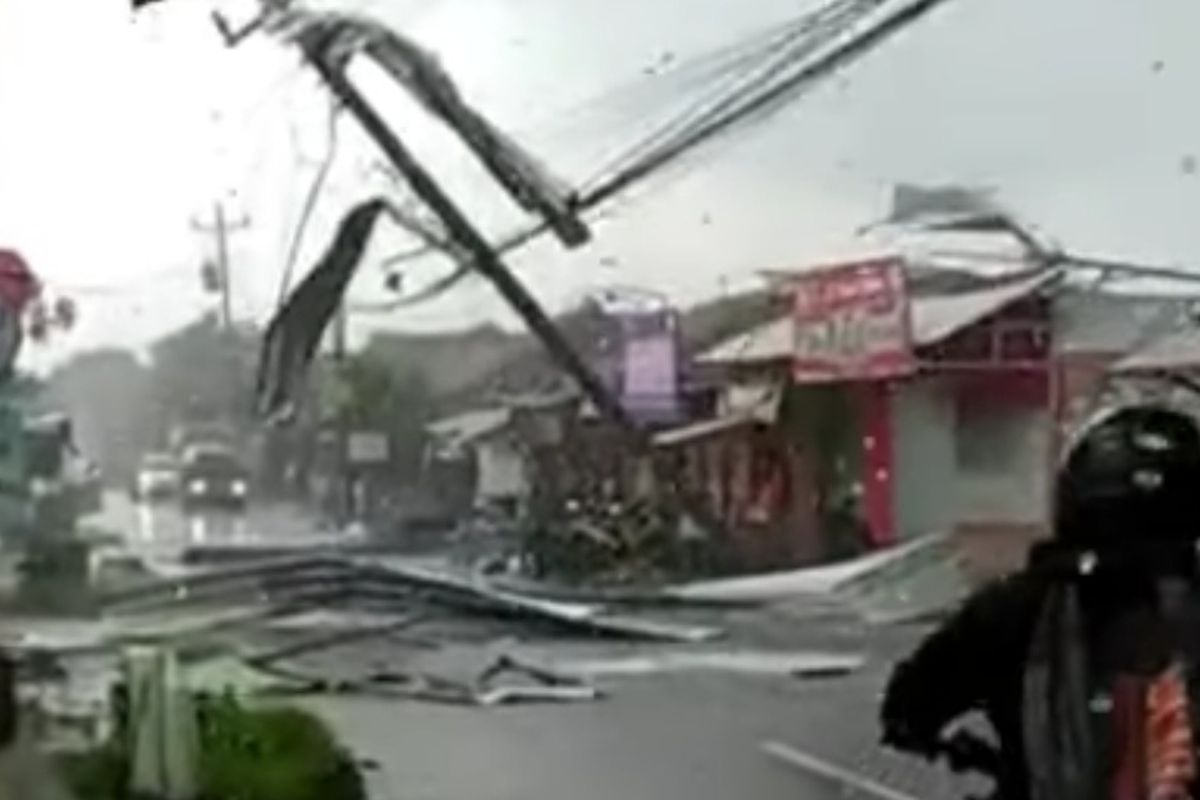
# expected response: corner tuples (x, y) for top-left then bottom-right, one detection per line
(194, 693), (364, 800)
(60, 692), (365, 800)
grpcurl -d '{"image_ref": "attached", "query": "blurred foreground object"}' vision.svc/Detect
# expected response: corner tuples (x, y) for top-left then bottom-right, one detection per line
(126, 647), (199, 800)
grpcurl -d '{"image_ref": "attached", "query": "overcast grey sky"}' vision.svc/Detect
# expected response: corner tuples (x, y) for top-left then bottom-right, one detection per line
(2, 0), (1199, 365)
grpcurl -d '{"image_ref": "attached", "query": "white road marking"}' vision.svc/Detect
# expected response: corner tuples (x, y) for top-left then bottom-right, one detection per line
(761, 739), (919, 800)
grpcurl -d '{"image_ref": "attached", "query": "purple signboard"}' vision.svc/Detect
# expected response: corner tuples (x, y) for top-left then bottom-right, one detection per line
(615, 309), (683, 425)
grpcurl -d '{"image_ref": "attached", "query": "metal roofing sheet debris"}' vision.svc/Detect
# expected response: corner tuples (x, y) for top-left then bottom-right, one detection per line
(425, 407), (511, 447)
(652, 413), (761, 448)
(670, 534), (952, 604)
(543, 650), (864, 678)
(908, 269), (1059, 345)
(695, 315), (792, 365)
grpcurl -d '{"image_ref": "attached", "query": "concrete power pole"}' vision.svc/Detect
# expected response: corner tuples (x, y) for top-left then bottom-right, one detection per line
(192, 203), (251, 331)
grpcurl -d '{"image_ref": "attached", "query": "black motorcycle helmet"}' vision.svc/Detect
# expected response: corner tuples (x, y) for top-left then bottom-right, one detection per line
(1055, 404), (1200, 546)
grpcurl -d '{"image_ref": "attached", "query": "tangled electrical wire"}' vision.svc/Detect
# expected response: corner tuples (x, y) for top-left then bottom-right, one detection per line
(266, 0), (953, 315)
(354, 0), (954, 314)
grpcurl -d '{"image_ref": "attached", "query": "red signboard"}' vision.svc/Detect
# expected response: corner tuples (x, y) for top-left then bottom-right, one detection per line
(791, 258), (915, 383)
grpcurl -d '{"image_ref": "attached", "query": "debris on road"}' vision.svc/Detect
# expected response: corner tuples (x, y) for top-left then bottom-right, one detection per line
(535, 649), (864, 679)
(243, 612), (426, 668)
(669, 534), (967, 627)
(188, 650), (604, 708)
(761, 740), (920, 800)
(354, 558), (724, 643)
(97, 554), (724, 644)
(670, 536), (949, 603)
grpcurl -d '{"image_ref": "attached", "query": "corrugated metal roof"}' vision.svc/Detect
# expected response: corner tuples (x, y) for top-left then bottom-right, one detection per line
(1111, 327), (1200, 373)
(694, 315), (792, 365)
(909, 269), (1059, 345)
(697, 270), (1059, 366)
(652, 413), (760, 448)
(652, 383), (782, 447)
(426, 407), (511, 447)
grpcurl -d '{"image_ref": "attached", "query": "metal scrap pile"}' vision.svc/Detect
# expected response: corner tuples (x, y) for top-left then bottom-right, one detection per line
(3, 554), (722, 724)
(519, 493), (694, 585)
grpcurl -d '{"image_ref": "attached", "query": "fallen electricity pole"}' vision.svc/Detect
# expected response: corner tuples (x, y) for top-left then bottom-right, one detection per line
(284, 28), (742, 550)
(195, 0), (957, 564)
(299, 42), (646, 450)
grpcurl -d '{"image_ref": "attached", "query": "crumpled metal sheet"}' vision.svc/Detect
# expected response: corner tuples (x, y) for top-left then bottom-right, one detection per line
(256, 198), (388, 422)
(270, 5), (588, 248)
(212, 652), (604, 707)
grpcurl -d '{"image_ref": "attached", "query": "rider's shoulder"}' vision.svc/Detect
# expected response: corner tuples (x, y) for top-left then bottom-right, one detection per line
(955, 564), (1049, 622)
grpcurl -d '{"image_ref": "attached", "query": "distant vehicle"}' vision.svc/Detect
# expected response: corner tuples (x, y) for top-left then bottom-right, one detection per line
(133, 452), (180, 502)
(179, 443), (249, 512)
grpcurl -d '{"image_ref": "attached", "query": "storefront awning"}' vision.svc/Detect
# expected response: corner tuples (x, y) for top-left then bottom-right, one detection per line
(652, 414), (761, 448)
(652, 383), (781, 448)
(426, 407), (511, 451)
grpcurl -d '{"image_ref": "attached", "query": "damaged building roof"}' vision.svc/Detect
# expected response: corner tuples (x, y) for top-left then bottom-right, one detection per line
(911, 268), (1060, 344)
(426, 407), (512, 450)
(652, 383), (782, 448)
(697, 267), (1061, 366)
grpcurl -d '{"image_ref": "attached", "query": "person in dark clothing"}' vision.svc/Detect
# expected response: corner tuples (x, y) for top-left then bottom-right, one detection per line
(880, 405), (1200, 800)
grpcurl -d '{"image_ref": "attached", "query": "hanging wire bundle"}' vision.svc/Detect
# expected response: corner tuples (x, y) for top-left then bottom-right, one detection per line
(249, 0), (955, 312)
(359, 0), (954, 311)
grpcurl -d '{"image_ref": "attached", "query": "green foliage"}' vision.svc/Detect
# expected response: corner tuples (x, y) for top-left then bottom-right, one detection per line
(326, 353), (433, 480)
(149, 315), (257, 429)
(194, 694), (364, 800)
(61, 693), (365, 800)
(59, 743), (127, 800)
(335, 354), (398, 427)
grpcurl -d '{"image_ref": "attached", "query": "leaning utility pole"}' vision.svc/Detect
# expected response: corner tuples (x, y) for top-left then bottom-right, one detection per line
(299, 49), (644, 448)
(192, 203), (251, 331)
(290, 32), (742, 546)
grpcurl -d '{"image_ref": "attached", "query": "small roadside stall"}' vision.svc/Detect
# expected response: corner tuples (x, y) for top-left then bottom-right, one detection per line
(697, 256), (1062, 577)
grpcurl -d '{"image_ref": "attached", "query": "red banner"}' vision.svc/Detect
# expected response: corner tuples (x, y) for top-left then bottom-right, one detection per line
(791, 258), (915, 383)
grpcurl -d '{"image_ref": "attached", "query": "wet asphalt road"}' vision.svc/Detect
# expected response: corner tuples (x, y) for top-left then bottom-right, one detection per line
(298, 608), (977, 800)
(86, 493), (978, 800)
(309, 662), (910, 800)
(85, 491), (326, 561)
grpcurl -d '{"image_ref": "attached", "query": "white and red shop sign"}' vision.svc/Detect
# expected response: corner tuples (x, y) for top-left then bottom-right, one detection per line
(790, 257), (915, 383)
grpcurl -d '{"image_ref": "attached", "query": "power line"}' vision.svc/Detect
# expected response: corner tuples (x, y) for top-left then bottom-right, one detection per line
(375, 0), (954, 288)
(513, 7), (863, 148)
(579, 0), (953, 211)
(369, 0), (877, 283)
(578, 0), (873, 192)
